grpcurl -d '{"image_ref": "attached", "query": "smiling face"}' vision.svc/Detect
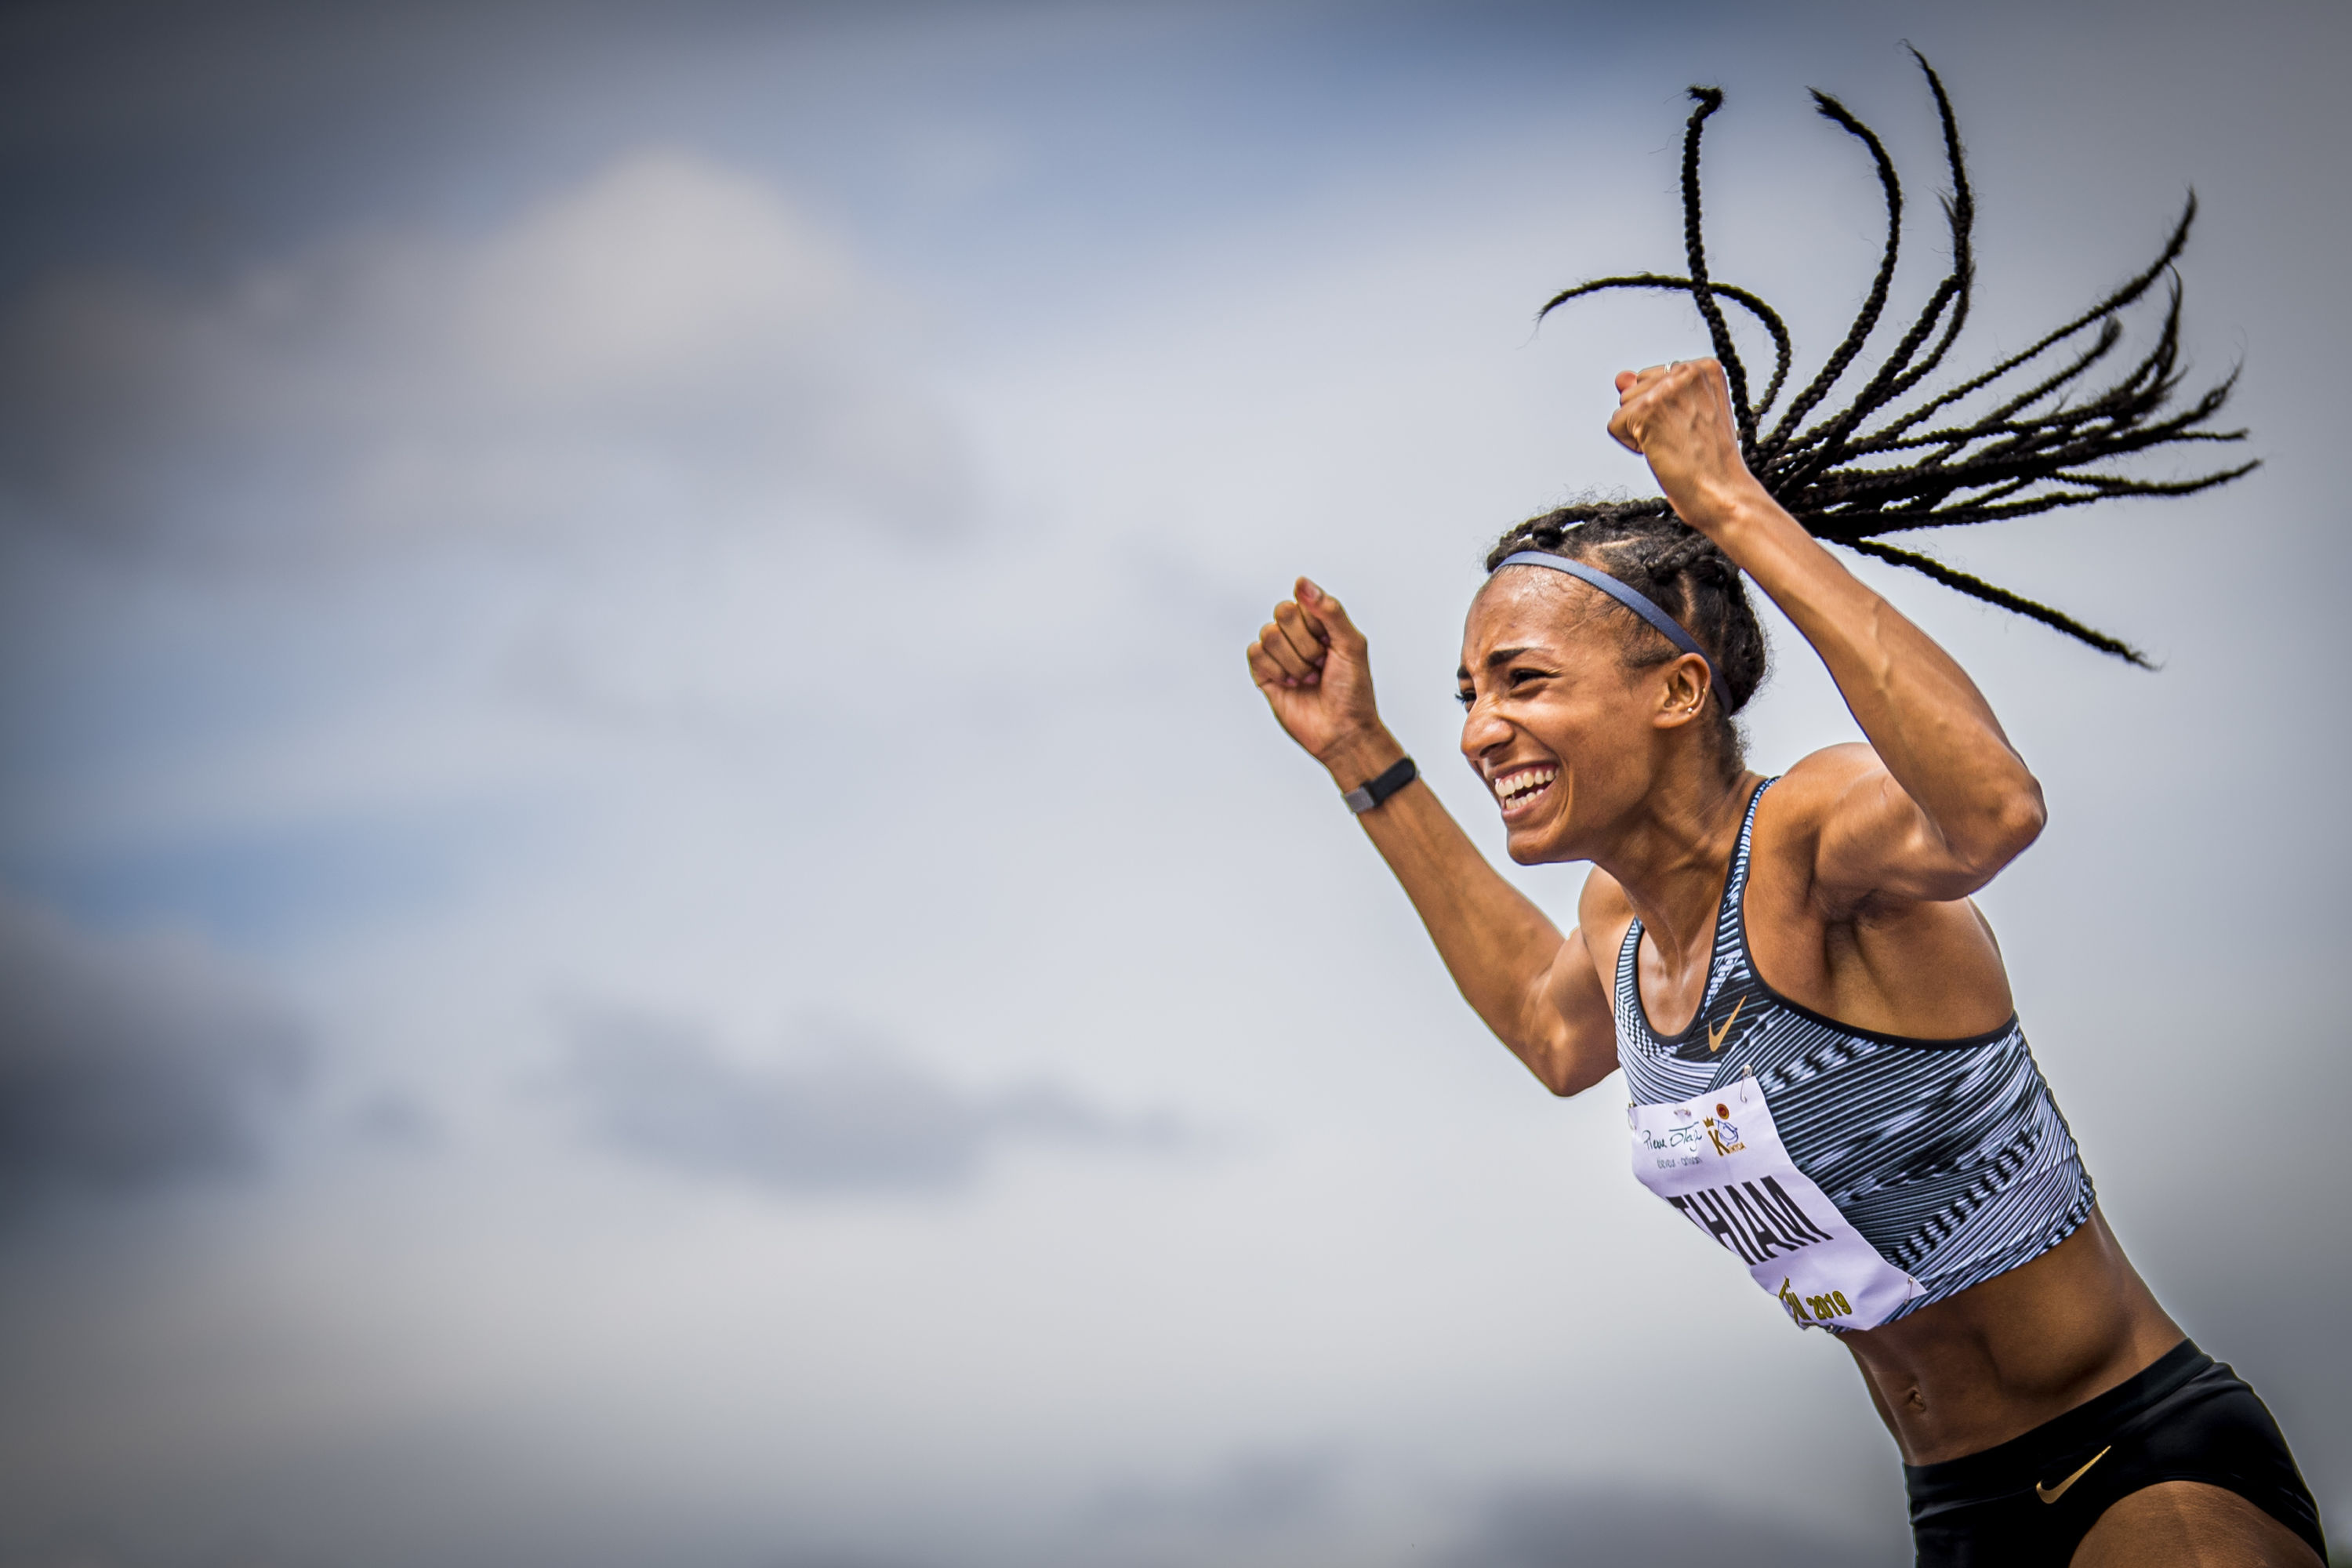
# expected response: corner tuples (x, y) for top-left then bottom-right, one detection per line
(1458, 567), (1710, 865)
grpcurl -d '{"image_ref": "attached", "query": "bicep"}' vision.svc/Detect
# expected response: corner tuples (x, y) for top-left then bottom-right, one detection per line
(1806, 751), (2019, 908)
(1530, 925), (1620, 1096)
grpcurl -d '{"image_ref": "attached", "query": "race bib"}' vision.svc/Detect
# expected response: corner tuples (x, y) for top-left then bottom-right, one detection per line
(1628, 1075), (1922, 1330)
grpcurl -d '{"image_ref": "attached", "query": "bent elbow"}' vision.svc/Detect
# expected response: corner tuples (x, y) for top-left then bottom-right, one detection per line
(1951, 782), (2047, 885)
(1540, 1049), (1613, 1099)
(1521, 1047), (1581, 1098)
(1991, 781), (2049, 865)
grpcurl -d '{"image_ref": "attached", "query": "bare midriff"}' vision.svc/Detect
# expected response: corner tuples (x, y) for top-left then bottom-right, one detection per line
(1843, 1208), (2187, 1465)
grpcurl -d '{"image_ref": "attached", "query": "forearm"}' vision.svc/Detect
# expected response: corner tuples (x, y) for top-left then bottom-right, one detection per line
(1324, 731), (1574, 1060)
(1701, 484), (2043, 866)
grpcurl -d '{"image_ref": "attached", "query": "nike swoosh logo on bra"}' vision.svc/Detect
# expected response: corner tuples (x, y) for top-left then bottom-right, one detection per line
(1706, 996), (1745, 1053)
(2035, 1446), (2112, 1504)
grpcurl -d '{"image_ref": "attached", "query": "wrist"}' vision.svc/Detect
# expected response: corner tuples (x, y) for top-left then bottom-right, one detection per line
(1682, 475), (1785, 554)
(1320, 726), (1406, 792)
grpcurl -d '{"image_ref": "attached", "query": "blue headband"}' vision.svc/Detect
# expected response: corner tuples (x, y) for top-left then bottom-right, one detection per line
(1494, 550), (1730, 711)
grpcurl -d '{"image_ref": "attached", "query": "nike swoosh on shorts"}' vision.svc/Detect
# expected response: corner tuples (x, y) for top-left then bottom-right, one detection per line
(2036, 1445), (2112, 1504)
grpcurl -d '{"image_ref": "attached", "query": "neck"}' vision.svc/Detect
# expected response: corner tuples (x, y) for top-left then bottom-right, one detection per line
(1594, 766), (1762, 956)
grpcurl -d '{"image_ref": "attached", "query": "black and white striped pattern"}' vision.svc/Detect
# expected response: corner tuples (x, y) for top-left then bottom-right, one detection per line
(1614, 782), (2096, 1322)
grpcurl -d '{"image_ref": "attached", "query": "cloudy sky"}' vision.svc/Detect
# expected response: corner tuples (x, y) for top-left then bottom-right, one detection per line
(2, 2), (2347, 1564)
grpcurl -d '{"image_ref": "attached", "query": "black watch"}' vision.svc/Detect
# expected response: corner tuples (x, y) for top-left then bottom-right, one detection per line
(1343, 755), (1418, 815)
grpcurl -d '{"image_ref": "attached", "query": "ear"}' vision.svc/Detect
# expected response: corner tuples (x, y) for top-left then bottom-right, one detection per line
(1650, 652), (1712, 730)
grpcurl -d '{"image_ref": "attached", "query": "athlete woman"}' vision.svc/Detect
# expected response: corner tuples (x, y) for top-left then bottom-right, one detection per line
(1245, 354), (2325, 1566)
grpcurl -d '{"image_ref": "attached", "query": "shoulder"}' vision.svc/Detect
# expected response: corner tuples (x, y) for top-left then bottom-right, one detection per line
(1772, 742), (1888, 802)
(1748, 743), (1905, 908)
(1756, 744), (1891, 843)
(1576, 866), (1638, 971)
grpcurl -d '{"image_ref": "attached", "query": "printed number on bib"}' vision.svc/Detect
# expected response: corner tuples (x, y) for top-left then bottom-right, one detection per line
(1628, 1073), (1922, 1330)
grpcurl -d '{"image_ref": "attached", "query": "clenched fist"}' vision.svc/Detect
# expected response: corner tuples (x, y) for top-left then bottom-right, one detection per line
(1606, 358), (1770, 535)
(1245, 577), (1399, 786)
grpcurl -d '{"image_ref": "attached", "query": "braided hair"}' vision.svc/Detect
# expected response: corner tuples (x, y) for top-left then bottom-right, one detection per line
(1487, 46), (2252, 724)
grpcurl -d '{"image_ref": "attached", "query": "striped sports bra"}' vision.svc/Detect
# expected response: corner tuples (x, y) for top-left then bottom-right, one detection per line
(1614, 779), (2096, 1326)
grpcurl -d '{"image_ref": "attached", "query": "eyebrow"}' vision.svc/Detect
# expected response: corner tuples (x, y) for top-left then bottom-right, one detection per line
(1456, 647), (1547, 683)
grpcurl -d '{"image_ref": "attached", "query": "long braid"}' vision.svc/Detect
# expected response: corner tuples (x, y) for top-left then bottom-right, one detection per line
(1862, 48), (1976, 408)
(1881, 198), (2195, 449)
(1540, 274), (1792, 416)
(1753, 90), (1904, 463)
(1678, 89), (1755, 441)
(1766, 48), (1976, 474)
(1845, 540), (2151, 666)
(1524, 50), (2250, 665)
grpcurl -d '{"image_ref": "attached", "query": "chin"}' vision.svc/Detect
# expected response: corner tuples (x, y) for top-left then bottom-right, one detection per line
(1504, 822), (1575, 866)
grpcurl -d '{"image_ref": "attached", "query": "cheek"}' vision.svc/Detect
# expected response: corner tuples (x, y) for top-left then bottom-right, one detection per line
(1527, 701), (1607, 764)
(1580, 731), (1661, 811)
(1548, 703), (1650, 793)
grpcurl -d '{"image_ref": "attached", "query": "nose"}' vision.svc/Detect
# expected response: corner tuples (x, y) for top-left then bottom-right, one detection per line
(1459, 689), (1512, 763)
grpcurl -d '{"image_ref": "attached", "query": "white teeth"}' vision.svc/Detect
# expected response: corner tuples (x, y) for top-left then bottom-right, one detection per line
(1494, 768), (1558, 806)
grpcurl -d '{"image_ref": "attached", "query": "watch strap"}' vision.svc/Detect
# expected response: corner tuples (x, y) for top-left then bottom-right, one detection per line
(1343, 755), (1418, 815)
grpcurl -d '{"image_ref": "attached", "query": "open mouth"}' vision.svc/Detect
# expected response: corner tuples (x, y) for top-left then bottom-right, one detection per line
(1492, 765), (1558, 815)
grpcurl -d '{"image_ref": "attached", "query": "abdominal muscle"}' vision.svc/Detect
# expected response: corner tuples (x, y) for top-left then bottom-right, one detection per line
(1842, 1208), (2185, 1465)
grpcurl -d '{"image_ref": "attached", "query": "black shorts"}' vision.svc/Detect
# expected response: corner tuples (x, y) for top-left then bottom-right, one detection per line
(1904, 1340), (2325, 1566)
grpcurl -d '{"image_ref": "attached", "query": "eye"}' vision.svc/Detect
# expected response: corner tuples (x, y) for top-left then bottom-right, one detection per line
(1454, 688), (1475, 707)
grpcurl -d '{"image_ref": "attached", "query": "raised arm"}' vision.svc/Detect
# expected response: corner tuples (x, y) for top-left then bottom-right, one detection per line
(1247, 579), (1617, 1095)
(1609, 361), (2047, 906)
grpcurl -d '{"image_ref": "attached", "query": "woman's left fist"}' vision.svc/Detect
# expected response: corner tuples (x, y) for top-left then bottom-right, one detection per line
(1606, 358), (1762, 533)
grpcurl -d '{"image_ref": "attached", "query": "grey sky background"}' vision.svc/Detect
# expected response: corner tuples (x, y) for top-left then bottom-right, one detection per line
(1, 2), (2347, 1565)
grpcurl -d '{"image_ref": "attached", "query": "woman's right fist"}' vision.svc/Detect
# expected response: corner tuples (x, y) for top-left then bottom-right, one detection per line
(1246, 577), (1387, 770)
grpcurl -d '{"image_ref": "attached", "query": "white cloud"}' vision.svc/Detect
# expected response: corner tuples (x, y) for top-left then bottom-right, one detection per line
(559, 1006), (1186, 1194)
(0, 151), (966, 546)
